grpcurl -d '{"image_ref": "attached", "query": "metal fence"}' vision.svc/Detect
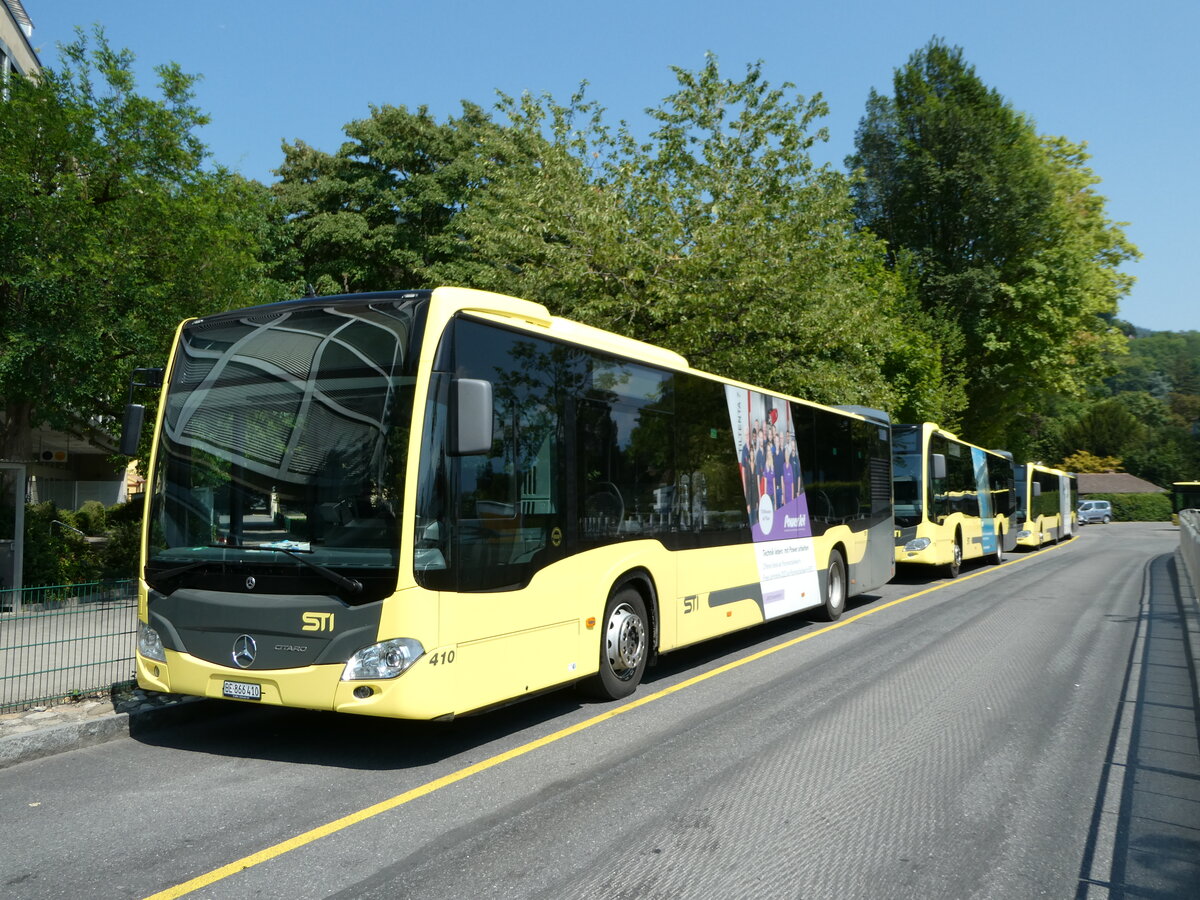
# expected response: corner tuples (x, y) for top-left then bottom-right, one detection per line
(0, 580), (138, 713)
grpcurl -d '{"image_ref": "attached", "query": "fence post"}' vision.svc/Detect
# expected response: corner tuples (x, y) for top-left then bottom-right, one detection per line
(0, 463), (25, 613)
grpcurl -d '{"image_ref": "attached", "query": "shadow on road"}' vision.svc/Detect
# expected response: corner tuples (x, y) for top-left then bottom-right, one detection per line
(128, 589), (889, 770)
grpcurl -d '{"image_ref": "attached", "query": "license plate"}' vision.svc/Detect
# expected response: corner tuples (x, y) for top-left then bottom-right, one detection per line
(222, 680), (261, 701)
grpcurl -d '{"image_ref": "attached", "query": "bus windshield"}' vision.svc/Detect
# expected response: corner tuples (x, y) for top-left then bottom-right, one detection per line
(891, 425), (922, 527)
(1174, 483), (1200, 514)
(146, 300), (421, 600)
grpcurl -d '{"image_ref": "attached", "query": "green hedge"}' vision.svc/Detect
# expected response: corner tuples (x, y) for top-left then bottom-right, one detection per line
(16, 500), (141, 588)
(1083, 493), (1172, 522)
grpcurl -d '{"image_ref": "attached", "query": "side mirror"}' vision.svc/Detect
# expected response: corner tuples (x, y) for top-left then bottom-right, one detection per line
(930, 453), (947, 481)
(119, 404), (146, 456)
(1033, 483), (1042, 497)
(449, 378), (493, 456)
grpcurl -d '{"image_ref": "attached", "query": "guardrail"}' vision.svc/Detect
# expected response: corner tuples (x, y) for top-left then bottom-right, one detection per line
(0, 580), (138, 713)
(1181, 510), (1200, 594)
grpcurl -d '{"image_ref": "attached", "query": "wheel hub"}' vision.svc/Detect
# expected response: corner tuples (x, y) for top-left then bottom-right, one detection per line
(606, 604), (646, 675)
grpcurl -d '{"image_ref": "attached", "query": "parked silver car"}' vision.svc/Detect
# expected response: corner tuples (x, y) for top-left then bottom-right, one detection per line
(1077, 499), (1113, 524)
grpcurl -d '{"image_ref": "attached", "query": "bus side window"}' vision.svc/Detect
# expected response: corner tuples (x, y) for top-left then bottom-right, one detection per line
(577, 398), (675, 540)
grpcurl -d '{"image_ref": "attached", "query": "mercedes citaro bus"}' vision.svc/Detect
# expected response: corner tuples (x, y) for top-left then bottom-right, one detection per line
(124, 287), (895, 720)
(1172, 482), (1200, 525)
(891, 423), (1016, 577)
(1014, 464), (1077, 548)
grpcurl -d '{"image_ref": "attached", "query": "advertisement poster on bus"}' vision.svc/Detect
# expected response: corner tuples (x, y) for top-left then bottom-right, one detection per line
(725, 386), (820, 619)
(970, 447), (997, 554)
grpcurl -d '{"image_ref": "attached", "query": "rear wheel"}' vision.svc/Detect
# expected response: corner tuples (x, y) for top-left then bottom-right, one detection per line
(991, 530), (1004, 565)
(1102, 515), (1111, 524)
(581, 587), (649, 700)
(816, 551), (847, 622)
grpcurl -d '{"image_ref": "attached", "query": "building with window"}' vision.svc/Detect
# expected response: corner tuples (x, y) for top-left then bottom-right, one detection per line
(1, 0), (39, 84)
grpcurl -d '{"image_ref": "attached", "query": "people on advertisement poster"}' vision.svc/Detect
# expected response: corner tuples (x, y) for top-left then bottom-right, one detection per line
(723, 385), (820, 619)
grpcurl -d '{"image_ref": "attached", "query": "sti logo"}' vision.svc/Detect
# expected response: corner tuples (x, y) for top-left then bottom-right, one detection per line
(301, 612), (335, 632)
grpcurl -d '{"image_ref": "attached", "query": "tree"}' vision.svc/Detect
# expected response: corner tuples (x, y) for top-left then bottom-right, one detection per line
(0, 29), (283, 461)
(1061, 450), (1122, 473)
(272, 102), (499, 294)
(436, 58), (956, 417)
(849, 39), (1136, 446)
(1060, 400), (1146, 460)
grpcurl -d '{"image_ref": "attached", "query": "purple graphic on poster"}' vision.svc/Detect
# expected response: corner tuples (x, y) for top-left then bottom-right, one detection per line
(724, 386), (813, 542)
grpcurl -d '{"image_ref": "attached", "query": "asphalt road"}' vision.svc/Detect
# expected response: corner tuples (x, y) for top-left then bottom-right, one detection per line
(2, 522), (1196, 899)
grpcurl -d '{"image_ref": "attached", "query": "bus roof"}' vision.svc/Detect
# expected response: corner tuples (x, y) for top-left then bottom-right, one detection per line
(896, 422), (1011, 459)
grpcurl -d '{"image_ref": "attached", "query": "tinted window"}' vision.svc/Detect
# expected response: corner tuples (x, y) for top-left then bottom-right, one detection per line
(987, 455), (1016, 517)
(578, 368), (675, 542)
(416, 319), (574, 591)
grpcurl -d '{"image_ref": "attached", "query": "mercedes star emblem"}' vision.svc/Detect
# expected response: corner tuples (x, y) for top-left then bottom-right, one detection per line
(231, 634), (257, 668)
(245, 576), (256, 590)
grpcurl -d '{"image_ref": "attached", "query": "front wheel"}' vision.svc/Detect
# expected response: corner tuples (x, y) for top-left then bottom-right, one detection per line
(946, 536), (963, 578)
(816, 551), (847, 622)
(580, 587), (649, 700)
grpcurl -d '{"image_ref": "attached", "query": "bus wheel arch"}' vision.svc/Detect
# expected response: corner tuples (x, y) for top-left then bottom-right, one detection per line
(580, 570), (656, 701)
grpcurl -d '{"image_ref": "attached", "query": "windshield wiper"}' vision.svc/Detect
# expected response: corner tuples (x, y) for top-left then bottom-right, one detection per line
(229, 544), (363, 594)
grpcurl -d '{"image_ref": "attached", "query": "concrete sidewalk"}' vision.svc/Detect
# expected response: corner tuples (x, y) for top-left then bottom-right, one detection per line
(0, 686), (206, 769)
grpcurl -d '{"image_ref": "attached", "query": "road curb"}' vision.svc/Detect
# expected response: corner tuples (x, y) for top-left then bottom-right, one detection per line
(0, 696), (213, 770)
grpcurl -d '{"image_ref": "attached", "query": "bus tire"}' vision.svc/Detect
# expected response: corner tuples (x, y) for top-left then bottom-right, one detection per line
(991, 532), (1004, 565)
(946, 534), (962, 578)
(816, 550), (847, 622)
(581, 587), (649, 700)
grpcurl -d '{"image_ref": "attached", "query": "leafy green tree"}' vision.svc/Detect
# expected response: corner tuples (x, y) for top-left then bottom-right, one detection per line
(849, 39), (1136, 446)
(1061, 399), (1146, 460)
(1113, 391), (1174, 429)
(1061, 450), (1122, 473)
(438, 59), (955, 417)
(1122, 431), (1194, 490)
(0, 29), (283, 461)
(272, 102), (498, 294)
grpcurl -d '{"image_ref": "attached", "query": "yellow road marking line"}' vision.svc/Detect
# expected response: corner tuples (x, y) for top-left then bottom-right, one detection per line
(144, 542), (1067, 899)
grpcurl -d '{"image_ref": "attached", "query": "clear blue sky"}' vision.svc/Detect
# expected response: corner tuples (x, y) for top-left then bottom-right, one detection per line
(25, 0), (1199, 332)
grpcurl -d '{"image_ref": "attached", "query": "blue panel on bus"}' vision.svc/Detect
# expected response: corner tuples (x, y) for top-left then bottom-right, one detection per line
(971, 447), (997, 554)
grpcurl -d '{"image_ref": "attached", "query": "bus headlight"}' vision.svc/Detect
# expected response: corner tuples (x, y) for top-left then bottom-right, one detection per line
(904, 537), (932, 552)
(138, 623), (166, 663)
(342, 638), (425, 681)
(1017, 529), (1033, 540)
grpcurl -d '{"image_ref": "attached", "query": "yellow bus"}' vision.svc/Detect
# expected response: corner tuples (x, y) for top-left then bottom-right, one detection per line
(1172, 481), (1200, 525)
(891, 423), (1017, 577)
(1014, 464), (1077, 549)
(125, 287), (895, 720)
